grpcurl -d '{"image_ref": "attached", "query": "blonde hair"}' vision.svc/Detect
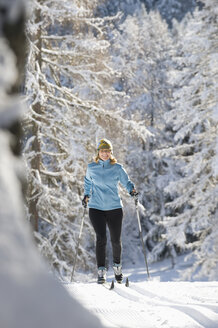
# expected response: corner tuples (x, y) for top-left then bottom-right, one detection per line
(94, 153), (117, 165)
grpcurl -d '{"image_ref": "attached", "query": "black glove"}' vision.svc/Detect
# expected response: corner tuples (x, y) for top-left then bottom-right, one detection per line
(130, 190), (139, 204)
(82, 195), (89, 208)
(130, 190), (138, 198)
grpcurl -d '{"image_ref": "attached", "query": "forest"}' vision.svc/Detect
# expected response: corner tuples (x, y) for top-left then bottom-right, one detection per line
(0, 0), (217, 327)
(22, 0), (217, 281)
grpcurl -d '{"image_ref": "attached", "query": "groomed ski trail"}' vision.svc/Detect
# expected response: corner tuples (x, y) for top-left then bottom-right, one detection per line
(65, 279), (218, 328)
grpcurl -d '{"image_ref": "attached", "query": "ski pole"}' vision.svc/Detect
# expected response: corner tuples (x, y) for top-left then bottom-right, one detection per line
(70, 207), (87, 282)
(134, 197), (150, 279)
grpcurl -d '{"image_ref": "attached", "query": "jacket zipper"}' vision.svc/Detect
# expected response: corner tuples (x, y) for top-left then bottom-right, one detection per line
(102, 163), (105, 204)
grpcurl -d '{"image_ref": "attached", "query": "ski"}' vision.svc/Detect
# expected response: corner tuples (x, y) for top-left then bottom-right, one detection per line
(117, 277), (129, 287)
(110, 280), (115, 289)
(101, 280), (114, 290)
(125, 277), (129, 287)
(113, 277), (130, 287)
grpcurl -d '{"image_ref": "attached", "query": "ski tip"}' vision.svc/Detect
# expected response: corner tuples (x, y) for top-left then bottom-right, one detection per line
(110, 280), (115, 290)
(125, 277), (129, 287)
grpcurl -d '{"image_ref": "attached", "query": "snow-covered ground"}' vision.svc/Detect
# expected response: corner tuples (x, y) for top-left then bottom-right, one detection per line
(64, 258), (218, 328)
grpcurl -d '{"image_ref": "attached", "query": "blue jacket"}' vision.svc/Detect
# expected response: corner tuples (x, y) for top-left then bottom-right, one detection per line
(84, 159), (134, 211)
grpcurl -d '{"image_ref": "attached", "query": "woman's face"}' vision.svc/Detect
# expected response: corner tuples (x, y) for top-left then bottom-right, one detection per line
(99, 149), (111, 161)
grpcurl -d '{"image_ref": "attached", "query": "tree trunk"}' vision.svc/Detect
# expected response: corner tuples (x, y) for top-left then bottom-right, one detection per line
(28, 4), (42, 231)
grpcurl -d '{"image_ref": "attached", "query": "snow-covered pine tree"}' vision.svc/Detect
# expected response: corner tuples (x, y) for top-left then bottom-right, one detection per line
(24, 0), (115, 276)
(107, 6), (172, 127)
(96, 0), (201, 28)
(142, 0), (201, 28)
(155, 0), (218, 279)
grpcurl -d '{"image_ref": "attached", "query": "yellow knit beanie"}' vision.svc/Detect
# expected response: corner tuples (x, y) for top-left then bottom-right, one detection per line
(97, 138), (113, 152)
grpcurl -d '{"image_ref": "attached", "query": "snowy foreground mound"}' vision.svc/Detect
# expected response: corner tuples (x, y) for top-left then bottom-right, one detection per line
(65, 263), (218, 328)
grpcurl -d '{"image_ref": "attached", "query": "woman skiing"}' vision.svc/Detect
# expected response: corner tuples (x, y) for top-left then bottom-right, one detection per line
(82, 138), (137, 284)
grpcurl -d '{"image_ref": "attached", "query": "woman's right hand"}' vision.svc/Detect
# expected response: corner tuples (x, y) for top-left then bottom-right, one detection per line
(82, 195), (89, 208)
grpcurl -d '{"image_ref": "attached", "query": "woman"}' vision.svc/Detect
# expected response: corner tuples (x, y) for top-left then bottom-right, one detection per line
(82, 138), (137, 284)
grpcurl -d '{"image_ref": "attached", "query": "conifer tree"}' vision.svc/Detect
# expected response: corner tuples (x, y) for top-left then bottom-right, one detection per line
(155, 0), (218, 278)
(24, 0), (114, 275)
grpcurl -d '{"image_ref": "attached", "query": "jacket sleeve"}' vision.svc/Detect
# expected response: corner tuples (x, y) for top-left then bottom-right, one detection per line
(84, 166), (92, 197)
(119, 165), (134, 193)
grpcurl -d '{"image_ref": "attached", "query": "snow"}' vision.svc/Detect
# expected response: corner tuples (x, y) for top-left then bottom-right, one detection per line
(65, 258), (218, 328)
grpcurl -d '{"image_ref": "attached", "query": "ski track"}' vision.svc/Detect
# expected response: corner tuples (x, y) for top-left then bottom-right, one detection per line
(64, 280), (218, 328)
(116, 283), (218, 328)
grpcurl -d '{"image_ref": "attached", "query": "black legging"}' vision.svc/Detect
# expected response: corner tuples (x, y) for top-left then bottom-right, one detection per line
(89, 208), (123, 268)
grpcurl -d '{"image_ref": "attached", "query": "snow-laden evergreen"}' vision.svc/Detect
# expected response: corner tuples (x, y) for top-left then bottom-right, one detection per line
(24, 0), (110, 276)
(155, 0), (218, 279)
(96, 0), (201, 27)
(109, 7), (172, 126)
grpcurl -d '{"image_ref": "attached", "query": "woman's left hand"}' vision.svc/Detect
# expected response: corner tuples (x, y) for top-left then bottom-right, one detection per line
(130, 189), (138, 197)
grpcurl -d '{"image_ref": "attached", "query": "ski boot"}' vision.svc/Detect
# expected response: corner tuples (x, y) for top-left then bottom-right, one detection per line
(97, 267), (107, 284)
(113, 263), (123, 283)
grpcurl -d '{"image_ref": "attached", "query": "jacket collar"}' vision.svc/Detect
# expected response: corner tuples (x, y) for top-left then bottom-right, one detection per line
(99, 159), (111, 167)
